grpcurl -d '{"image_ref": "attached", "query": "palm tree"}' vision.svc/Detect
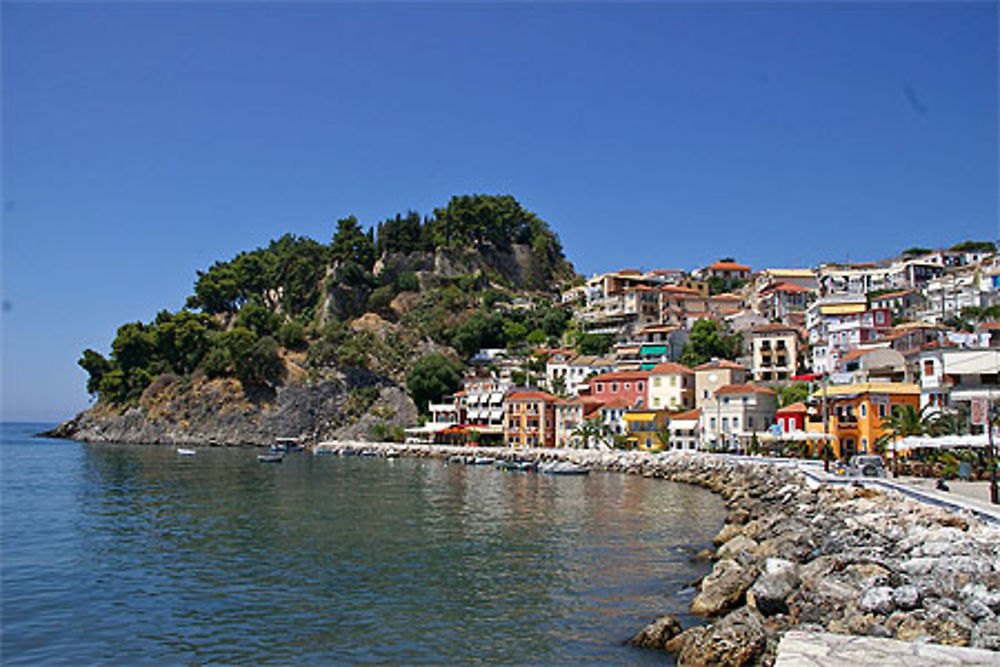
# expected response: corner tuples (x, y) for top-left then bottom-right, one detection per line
(879, 404), (937, 477)
(571, 420), (611, 450)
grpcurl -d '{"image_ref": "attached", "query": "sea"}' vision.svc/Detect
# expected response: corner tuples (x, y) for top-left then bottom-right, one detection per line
(1, 422), (726, 664)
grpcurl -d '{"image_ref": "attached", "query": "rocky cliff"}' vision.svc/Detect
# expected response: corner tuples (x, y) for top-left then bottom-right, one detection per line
(46, 370), (418, 446)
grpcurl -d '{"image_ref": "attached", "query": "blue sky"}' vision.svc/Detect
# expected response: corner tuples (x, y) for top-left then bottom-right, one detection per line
(2, 2), (997, 422)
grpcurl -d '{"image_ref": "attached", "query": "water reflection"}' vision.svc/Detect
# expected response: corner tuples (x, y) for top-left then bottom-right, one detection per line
(4, 442), (725, 664)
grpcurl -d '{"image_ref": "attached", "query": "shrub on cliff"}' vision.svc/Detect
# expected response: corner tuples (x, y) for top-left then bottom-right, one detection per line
(406, 354), (464, 414)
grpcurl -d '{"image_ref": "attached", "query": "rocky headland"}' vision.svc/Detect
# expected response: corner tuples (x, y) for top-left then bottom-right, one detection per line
(317, 443), (1000, 666)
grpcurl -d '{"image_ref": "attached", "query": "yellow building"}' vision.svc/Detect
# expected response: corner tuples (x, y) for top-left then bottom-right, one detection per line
(805, 382), (920, 459)
(623, 408), (671, 451)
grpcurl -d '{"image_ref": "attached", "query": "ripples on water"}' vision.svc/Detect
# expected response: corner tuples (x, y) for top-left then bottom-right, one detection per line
(1, 423), (726, 664)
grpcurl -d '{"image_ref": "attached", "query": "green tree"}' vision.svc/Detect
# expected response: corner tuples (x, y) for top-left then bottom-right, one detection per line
(79, 349), (111, 396)
(679, 319), (741, 367)
(578, 333), (614, 356)
(331, 216), (375, 270)
(950, 240), (997, 253)
(877, 404), (937, 476)
(406, 354), (464, 413)
(778, 382), (810, 407)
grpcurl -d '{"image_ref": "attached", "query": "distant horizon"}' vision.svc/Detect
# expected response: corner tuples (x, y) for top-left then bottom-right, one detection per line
(3, 2), (996, 422)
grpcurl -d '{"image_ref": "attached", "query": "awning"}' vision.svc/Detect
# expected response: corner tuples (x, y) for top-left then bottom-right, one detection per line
(641, 345), (668, 355)
(887, 433), (996, 451)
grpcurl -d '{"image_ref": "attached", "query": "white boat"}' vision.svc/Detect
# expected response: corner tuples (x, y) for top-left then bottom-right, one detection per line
(177, 448), (196, 456)
(540, 461), (590, 476)
(258, 453), (284, 463)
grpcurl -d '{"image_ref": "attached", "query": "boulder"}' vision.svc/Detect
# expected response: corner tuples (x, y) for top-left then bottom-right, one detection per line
(717, 535), (759, 561)
(677, 607), (767, 667)
(892, 585), (921, 611)
(747, 558), (799, 617)
(691, 559), (755, 617)
(972, 616), (1000, 651)
(629, 614), (683, 649)
(858, 586), (895, 615)
(713, 523), (744, 546)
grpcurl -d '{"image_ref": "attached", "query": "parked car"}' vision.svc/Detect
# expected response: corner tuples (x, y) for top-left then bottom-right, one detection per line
(847, 455), (887, 478)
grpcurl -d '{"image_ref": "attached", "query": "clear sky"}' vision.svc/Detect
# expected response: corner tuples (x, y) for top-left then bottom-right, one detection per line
(2, 2), (997, 422)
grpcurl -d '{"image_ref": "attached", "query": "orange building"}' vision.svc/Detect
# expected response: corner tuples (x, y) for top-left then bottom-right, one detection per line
(805, 382), (920, 459)
(503, 390), (558, 448)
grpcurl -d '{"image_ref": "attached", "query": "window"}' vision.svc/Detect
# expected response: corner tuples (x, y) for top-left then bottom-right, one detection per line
(722, 417), (729, 432)
(710, 417), (716, 429)
(924, 360), (934, 377)
(654, 377), (661, 387)
(861, 437), (868, 452)
(670, 376), (677, 386)
(747, 416), (754, 429)
(878, 404), (887, 418)
(860, 403), (867, 418)
(733, 417), (739, 430)
(611, 382), (619, 393)
(637, 381), (644, 392)
(596, 383), (604, 393)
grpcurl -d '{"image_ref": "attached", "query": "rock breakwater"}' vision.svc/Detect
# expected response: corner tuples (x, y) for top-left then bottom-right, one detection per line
(319, 442), (1000, 666)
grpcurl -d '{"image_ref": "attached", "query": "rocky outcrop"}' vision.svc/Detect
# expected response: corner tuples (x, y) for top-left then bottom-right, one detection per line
(45, 373), (417, 446)
(629, 614), (683, 649)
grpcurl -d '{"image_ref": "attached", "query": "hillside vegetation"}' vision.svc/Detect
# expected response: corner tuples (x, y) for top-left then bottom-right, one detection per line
(76, 195), (577, 432)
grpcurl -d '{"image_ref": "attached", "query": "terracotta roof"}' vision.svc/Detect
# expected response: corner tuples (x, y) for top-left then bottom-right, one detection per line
(839, 348), (872, 363)
(708, 261), (751, 271)
(506, 391), (558, 402)
(650, 269), (683, 275)
(599, 397), (634, 409)
(711, 293), (743, 301)
(694, 359), (747, 371)
(978, 322), (1000, 331)
(761, 281), (812, 294)
(588, 370), (652, 383)
(618, 269), (641, 275)
(715, 384), (777, 396)
(649, 362), (695, 375)
(671, 408), (702, 420)
(776, 401), (807, 414)
(640, 324), (679, 333)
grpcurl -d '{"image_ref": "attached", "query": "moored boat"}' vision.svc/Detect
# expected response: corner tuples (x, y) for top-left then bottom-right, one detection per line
(540, 461), (589, 476)
(258, 454), (284, 463)
(177, 448), (196, 456)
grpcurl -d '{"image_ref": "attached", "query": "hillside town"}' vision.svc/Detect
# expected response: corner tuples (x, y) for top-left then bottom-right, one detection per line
(410, 244), (1000, 471)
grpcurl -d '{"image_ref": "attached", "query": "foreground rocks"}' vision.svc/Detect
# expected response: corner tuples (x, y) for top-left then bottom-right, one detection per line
(331, 443), (1000, 666)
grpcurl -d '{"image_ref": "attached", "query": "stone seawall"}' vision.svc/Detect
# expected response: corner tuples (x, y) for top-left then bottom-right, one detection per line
(319, 443), (1000, 667)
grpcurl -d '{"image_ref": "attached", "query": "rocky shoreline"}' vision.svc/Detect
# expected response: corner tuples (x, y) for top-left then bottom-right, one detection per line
(318, 442), (1000, 666)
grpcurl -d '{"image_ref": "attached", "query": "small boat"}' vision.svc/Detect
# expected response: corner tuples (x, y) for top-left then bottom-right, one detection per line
(472, 456), (495, 465)
(177, 448), (196, 456)
(540, 461), (590, 476)
(447, 455), (465, 464)
(269, 443), (286, 453)
(258, 454), (284, 463)
(360, 449), (378, 457)
(516, 460), (538, 472)
(383, 449), (400, 459)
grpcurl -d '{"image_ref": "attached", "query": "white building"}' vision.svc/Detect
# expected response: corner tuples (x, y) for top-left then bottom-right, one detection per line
(917, 347), (1000, 414)
(700, 384), (778, 452)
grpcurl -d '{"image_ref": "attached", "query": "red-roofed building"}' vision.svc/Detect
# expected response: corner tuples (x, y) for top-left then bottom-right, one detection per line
(503, 390), (559, 448)
(659, 286), (709, 327)
(695, 261), (752, 282)
(585, 370), (651, 409)
(775, 401), (808, 433)
(757, 281), (816, 321)
(693, 359), (749, 409)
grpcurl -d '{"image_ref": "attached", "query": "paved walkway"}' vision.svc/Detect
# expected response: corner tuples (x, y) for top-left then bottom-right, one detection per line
(795, 465), (1000, 525)
(775, 631), (1000, 666)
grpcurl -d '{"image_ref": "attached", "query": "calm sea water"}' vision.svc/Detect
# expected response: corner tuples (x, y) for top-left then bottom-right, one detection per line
(1, 422), (725, 664)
